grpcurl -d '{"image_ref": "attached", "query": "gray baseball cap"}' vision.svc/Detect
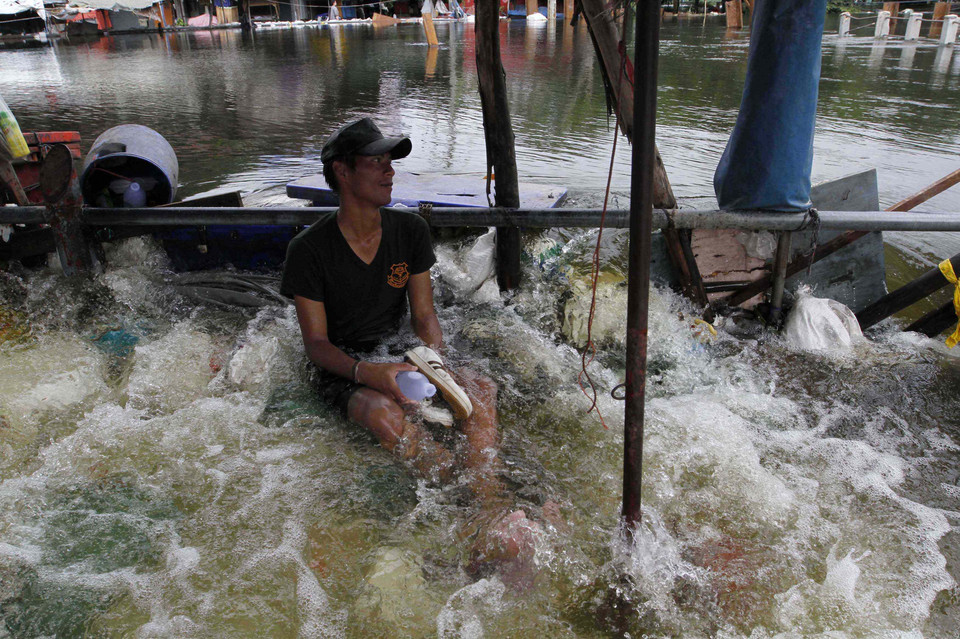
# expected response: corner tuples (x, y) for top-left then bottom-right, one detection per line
(320, 117), (412, 164)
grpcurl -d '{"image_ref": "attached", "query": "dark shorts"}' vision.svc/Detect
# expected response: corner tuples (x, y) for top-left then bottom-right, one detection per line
(313, 368), (364, 417)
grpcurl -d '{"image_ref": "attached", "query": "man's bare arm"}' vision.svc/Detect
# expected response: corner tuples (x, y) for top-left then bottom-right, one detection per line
(293, 295), (414, 403)
(407, 271), (443, 350)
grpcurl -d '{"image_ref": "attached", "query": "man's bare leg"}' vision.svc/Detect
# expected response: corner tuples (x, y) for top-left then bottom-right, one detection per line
(454, 368), (541, 584)
(346, 387), (454, 483)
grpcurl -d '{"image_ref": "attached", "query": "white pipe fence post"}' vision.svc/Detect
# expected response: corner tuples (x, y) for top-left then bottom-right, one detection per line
(943, 15), (960, 44)
(904, 10), (923, 40)
(875, 10), (891, 38)
(839, 11), (851, 37)
(548, 0), (556, 21)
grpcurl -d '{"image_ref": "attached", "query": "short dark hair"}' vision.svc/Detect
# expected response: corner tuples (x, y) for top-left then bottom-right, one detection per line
(322, 154), (356, 194)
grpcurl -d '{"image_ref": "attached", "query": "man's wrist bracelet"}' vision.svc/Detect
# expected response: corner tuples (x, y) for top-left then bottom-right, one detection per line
(352, 360), (362, 384)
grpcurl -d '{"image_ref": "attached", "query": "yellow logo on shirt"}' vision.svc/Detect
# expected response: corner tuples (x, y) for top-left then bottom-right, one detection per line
(387, 262), (409, 288)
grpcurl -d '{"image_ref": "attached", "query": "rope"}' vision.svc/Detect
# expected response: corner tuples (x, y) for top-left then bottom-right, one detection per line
(800, 208), (821, 277)
(577, 43), (630, 431)
(938, 258), (960, 348)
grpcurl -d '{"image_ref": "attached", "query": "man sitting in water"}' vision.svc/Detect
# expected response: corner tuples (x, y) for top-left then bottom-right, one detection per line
(280, 117), (539, 578)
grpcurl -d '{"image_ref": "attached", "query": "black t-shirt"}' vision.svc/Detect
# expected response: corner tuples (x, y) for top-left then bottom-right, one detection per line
(280, 209), (436, 351)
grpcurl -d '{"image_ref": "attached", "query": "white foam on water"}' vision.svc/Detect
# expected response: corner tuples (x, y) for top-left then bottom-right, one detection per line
(1, 229), (958, 636)
(214, 306), (304, 397)
(0, 333), (108, 477)
(0, 384), (349, 636)
(436, 578), (506, 639)
(125, 321), (219, 413)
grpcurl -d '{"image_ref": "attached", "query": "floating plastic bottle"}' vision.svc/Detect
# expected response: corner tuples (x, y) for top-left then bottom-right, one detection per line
(396, 370), (436, 401)
(0, 95), (30, 160)
(123, 182), (146, 208)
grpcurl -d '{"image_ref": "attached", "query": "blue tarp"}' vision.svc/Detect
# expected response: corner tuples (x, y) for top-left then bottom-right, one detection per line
(714, 0), (828, 212)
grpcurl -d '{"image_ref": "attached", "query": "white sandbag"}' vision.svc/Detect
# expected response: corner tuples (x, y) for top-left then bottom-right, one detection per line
(527, 12), (547, 22)
(783, 289), (863, 352)
(437, 228), (496, 295)
(471, 277), (501, 305)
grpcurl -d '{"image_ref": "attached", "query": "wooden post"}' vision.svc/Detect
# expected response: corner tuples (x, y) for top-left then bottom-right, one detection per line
(422, 12), (439, 46)
(726, 0), (742, 29)
(564, 0), (572, 20)
(856, 251), (960, 330)
(906, 301), (957, 338)
(930, 2), (949, 38)
(578, 0), (709, 308)
(477, 0), (522, 289)
(0, 162), (30, 205)
(883, 2), (899, 31)
(526, 0), (538, 16)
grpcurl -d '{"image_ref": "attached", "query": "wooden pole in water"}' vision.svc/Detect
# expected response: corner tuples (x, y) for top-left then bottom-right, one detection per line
(621, 0), (659, 538)
(906, 300), (957, 338)
(578, 0), (708, 308)
(726, 0), (742, 29)
(930, 2), (949, 39)
(883, 1), (900, 32)
(476, 0), (522, 289)
(855, 250), (960, 331)
(423, 12), (440, 46)
(526, 0), (538, 16)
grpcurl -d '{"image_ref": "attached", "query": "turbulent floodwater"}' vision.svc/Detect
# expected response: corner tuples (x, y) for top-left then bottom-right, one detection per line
(2, 13), (960, 638)
(1, 228), (958, 637)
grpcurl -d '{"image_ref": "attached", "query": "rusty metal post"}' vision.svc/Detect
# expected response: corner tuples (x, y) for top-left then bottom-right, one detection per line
(622, 0), (660, 537)
(768, 231), (792, 325)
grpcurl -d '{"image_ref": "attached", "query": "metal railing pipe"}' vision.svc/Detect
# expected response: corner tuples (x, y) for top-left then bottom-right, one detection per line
(3, 207), (960, 233)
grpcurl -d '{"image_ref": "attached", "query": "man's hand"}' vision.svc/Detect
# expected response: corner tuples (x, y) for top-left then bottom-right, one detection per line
(359, 360), (419, 406)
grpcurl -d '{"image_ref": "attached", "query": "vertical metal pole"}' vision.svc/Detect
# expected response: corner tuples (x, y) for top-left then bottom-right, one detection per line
(622, 0), (659, 538)
(768, 231), (792, 325)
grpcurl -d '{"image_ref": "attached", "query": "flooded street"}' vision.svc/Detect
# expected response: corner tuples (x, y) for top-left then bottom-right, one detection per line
(2, 15), (960, 637)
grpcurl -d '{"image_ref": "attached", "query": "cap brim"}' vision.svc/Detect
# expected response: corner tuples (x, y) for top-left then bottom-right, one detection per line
(358, 136), (412, 160)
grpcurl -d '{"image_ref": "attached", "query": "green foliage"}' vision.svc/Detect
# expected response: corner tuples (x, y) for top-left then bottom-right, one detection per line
(826, 1), (858, 13)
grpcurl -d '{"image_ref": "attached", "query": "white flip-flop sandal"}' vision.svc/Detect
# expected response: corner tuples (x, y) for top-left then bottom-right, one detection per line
(405, 346), (473, 420)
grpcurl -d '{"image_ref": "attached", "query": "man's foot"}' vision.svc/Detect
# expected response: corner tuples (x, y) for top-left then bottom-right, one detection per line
(466, 508), (541, 588)
(405, 346), (473, 420)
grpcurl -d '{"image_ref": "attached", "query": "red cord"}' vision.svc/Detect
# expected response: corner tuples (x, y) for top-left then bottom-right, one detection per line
(578, 49), (628, 430)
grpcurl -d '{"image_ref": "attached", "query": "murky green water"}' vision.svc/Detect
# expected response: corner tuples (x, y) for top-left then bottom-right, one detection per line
(2, 15), (959, 638)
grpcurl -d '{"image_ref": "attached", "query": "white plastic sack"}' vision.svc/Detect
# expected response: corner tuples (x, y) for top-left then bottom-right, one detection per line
(437, 228), (497, 296)
(783, 288), (863, 352)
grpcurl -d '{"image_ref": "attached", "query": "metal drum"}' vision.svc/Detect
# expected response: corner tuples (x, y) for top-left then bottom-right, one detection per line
(80, 124), (179, 207)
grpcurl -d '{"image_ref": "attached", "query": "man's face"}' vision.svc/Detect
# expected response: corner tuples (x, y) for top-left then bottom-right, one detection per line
(339, 153), (395, 207)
